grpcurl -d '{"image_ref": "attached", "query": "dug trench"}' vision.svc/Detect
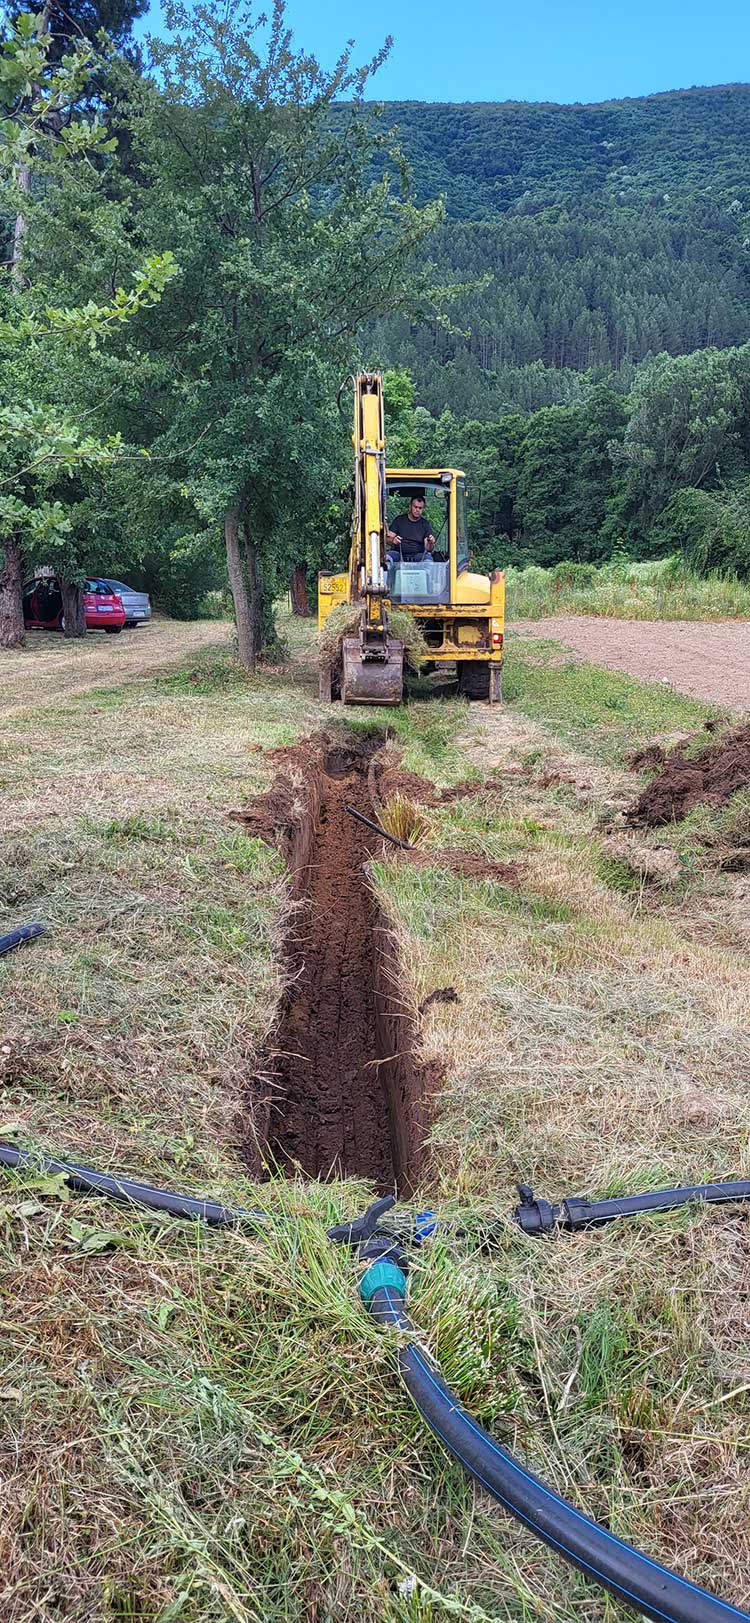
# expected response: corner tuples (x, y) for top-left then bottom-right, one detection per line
(235, 732), (433, 1194)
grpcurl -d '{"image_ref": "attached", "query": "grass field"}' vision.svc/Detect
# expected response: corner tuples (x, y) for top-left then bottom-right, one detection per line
(506, 557), (750, 621)
(1, 617), (749, 1622)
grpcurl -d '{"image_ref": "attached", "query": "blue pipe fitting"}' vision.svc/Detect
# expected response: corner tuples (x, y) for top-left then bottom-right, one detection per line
(359, 1259), (407, 1304)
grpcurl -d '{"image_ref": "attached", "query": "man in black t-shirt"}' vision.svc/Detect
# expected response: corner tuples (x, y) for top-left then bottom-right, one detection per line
(387, 492), (436, 562)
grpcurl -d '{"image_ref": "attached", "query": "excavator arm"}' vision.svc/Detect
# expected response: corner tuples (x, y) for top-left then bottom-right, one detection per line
(341, 374), (404, 705)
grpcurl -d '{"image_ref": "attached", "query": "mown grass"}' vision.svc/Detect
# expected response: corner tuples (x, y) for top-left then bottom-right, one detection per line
(1, 617), (749, 1620)
(503, 635), (723, 758)
(506, 556), (750, 621)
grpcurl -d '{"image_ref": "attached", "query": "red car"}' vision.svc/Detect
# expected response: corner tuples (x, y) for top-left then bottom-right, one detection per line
(22, 577), (126, 634)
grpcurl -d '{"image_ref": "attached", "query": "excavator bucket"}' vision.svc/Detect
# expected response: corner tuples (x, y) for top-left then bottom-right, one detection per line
(341, 636), (404, 705)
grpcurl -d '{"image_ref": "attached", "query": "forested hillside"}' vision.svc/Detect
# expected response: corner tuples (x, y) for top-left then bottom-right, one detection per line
(3, 12), (750, 650)
(372, 88), (750, 416)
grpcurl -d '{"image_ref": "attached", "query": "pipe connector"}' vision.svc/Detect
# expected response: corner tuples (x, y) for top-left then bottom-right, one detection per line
(515, 1184), (559, 1235)
(359, 1259), (406, 1304)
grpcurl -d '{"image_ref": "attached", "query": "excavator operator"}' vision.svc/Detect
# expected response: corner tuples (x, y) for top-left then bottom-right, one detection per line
(387, 491), (436, 563)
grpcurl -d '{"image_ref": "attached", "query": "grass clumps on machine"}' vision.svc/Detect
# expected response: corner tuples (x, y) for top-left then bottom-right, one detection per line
(318, 603), (430, 683)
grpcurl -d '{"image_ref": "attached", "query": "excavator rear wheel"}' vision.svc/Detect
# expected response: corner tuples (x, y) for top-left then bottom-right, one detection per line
(459, 661), (490, 700)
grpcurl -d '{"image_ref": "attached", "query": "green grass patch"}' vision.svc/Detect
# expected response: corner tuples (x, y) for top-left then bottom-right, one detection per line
(507, 555), (750, 621)
(504, 637), (721, 758)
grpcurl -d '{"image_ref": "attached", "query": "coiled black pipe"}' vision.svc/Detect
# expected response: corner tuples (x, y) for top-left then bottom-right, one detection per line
(0, 1144), (265, 1228)
(515, 1179), (750, 1236)
(0, 923), (45, 957)
(361, 1262), (750, 1623)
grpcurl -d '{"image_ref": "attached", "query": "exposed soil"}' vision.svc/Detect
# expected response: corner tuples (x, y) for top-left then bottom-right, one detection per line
(394, 847), (524, 884)
(371, 763), (500, 807)
(235, 732), (432, 1192)
(513, 617), (750, 710)
(420, 986), (460, 1013)
(626, 723), (750, 827)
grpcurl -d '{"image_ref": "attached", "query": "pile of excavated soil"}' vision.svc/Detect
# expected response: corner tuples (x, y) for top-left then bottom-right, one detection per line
(626, 724), (750, 828)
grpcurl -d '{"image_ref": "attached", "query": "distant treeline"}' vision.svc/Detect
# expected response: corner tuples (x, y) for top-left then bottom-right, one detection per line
(383, 343), (750, 578)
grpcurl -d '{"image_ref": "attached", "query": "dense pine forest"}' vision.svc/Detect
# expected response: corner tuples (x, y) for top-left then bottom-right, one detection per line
(374, 90), (750, 416)
(371, 90), (750, 577)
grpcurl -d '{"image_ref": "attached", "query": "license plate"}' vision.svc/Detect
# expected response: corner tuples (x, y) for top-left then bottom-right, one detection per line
(97, 605), (114, 613)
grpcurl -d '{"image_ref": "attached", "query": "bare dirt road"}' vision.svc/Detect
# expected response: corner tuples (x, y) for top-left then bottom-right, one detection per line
(513, 616), (750, 711)
(0, 618), (231, 717)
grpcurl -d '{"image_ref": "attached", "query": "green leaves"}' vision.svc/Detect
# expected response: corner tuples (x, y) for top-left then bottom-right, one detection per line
(68, 1216), (135, 1253)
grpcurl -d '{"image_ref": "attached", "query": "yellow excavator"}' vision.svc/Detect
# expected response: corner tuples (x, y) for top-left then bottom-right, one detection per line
(318, 372), (505, 705)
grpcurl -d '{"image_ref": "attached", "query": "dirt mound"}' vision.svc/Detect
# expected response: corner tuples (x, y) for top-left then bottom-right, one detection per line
(419, 986), (460, 1013)
(235, 732), (430, 1193)
(626, 724), (750, 828)
(625, 743), (668, 775)
(372, 763), (502, 808)
(373, 764), (437, 805)
(394, 847), (524, 885)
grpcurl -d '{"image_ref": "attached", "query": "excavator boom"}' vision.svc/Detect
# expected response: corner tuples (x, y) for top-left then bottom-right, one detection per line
(341, 374), (404, 705)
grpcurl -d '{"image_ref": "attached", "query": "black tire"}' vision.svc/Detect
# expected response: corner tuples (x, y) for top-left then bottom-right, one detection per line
(458, 660), (490, 700)
(105, 626), (123, 635)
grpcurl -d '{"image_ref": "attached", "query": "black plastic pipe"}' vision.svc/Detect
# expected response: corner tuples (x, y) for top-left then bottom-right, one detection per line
(0, 923), (45, 957)
(515, 1180), (750, 1236)
(362, 1264), (750, 1623)
(343, 803), (412, 849)
(4, 1144), (750, 1619)
(0, 1144), (266, 1229)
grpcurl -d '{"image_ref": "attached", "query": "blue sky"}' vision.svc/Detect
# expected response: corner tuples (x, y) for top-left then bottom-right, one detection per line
(136, 0), (749, 103)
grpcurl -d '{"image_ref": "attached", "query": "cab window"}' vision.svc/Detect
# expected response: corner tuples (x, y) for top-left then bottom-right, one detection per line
(456, 480), (469, 575)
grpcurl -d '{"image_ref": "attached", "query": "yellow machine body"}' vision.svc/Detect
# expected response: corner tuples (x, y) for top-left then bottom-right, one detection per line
(318, 374), (505, 705)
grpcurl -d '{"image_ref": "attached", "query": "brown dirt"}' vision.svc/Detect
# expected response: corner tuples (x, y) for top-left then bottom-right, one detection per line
(396, 847), (524, 884)
(419, 986), (460, 1013)
(372, 762), (506, 809)
(513, 617), (750, 710)
(234, 732), (431, 1193)
(625, 742), (670, 774)
(626, 724), (750, 827)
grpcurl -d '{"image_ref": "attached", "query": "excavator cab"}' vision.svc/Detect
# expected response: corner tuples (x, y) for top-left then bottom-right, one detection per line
(318, 374), (505, 706)
(386, 474), (459, 608)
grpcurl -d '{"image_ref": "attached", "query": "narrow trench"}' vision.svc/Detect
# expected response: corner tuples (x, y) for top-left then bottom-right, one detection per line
(243, 732), (428, 1194)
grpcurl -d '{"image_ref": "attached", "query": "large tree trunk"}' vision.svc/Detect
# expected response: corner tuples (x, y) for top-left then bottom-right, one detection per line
(242, 509), (265, 661)
(290, 563), (311, 616)
(0, 538), (25, 648)
(60, 578), (86, 637)
(225, 505), (258, 670)
(11, 0), (53, 283)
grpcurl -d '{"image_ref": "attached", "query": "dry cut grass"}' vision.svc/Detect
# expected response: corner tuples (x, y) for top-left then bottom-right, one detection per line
(372, 670), (750, 1616)
(2, 617), (749, 1622)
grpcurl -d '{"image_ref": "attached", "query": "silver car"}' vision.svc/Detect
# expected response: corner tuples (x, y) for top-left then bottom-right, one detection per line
(102, 579), (152, 628)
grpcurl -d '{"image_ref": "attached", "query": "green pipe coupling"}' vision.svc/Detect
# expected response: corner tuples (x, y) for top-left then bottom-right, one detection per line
(359, 1260), (407, 1304)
